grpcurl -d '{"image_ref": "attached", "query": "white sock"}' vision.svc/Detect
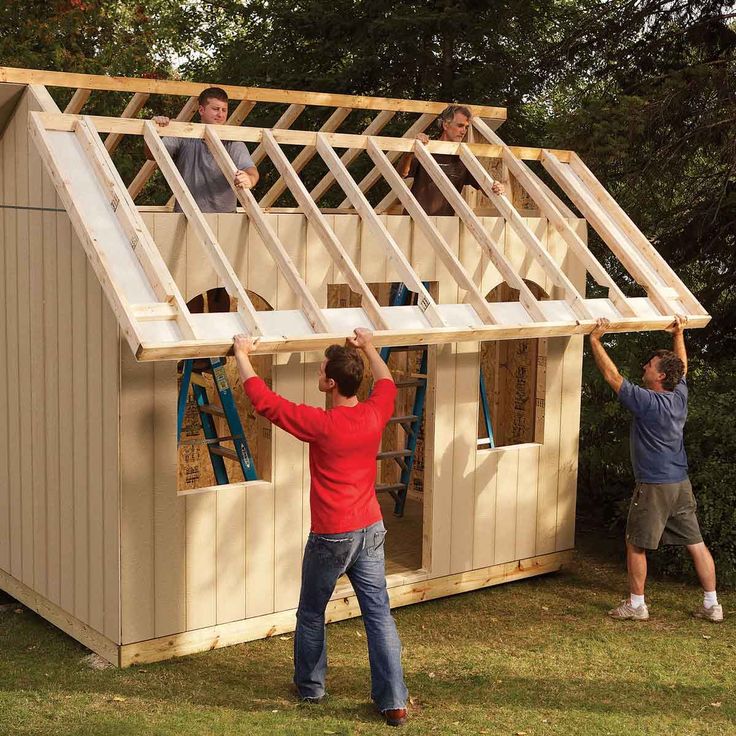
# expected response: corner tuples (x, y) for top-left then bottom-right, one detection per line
(630, 593), (646, 608)
(703, 591), (718, 609)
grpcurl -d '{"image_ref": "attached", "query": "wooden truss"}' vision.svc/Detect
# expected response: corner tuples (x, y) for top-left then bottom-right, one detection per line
(27, 105), (709, 361)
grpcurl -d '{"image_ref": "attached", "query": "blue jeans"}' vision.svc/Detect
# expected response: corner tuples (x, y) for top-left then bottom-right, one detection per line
(294, 520), (408, 711)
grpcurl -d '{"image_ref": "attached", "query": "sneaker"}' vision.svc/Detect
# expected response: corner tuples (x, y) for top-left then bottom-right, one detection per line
(381, 708), (407, 727)
(608, 599), (649, 620)
(693, 604), (724, 623)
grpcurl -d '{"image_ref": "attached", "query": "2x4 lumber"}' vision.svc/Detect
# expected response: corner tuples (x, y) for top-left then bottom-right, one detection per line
(360, 113), (438, 211)
(457, 144), (592, 320)
(310, 110), (396, 202)
(104, 92), (150, 154)
(365, 139), (496, 324)
(470, 118), (635, 317)
(202, 125), (331, 333)
(0, 66), (506, 119)
(142, 121), (264, 335)
(472, 117), (576, 219)
(227, 99), (256, 126)
(541, 150), (674, 316)
(74, 116), (197, 339)
(260, 106), (352, 207)
(567, 152), (705, 315)
(37, 112), (575, 161)
(315, 133), (446, 328)
(64, 88), (91, 114)
(127, 96), (199, 199)
(134, 313), (711, 360)
(249, 103), (306, 166)
(260, 130), (389, 330)
(412, 143), (547, 323)
(27, 112), (143, 354)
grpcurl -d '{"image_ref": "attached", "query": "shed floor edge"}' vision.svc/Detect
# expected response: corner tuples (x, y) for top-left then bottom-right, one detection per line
(119, 549), (573, 667)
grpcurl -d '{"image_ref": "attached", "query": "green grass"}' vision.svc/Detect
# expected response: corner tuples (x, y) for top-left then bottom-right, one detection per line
(1, 531), (734, 736)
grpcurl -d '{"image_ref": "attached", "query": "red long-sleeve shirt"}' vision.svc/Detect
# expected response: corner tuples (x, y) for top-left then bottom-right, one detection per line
(243, 376), (397, 533)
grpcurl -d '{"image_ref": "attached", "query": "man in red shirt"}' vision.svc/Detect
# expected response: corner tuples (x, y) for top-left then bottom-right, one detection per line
(233, 328), (409, 727)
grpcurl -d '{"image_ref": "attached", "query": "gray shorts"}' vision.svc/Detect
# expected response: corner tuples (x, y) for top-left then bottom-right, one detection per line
(625, 478), (703, 550)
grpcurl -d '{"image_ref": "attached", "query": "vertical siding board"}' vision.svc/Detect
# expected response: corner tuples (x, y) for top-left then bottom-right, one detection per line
(0, 121), (9, 572)
(57, 217), (75, 613)
(71, 232), (89, 621)
(472, 450), (498, 570)
(86, 264), (104, 631)
(101, 299), (121, 643)
(119, 350), (156, 644)
(215, 486), (247, 625)
(493, 450), (519, 564)
(515, 444), (540, 560)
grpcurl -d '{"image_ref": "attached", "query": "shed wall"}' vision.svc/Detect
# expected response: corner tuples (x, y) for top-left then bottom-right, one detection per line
(0, 86), (121, 648)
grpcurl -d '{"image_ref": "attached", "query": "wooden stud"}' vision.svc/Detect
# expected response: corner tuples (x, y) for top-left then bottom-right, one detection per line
(365, 139), (497, 324)
(458, 144), (592, 320)
(315, 134), (446, 327)
(260, 129), (388, 329)
(201, 125), (331, 334)
(143, 120), (265, 335)
(310, 110), (396, 202)
(249, 103), (306, 166)
(226, 99), (256, 127)
(64, 88), (91, 114)
(260, 107), (352, 207)
(541, 149), (674, 316)
(104, 92), (150, 154)
(412, 143), (547, 322)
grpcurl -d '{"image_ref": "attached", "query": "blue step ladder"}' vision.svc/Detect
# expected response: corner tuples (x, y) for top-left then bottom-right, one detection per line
(178, 358), (258, 485)
(375, 283), (429, 518)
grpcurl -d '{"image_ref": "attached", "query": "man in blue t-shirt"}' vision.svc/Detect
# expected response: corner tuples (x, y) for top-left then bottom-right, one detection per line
(589, 315), (722, 623)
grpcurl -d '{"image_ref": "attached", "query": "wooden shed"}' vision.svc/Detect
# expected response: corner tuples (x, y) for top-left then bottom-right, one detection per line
(0, 68), (708, 666)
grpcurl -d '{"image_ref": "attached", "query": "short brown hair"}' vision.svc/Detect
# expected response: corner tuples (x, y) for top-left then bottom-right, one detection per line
(645, 349), (685, 391)
(438, 104), (472, 132)
(198, 86), (228, 107)
(324, 344), (364, 397)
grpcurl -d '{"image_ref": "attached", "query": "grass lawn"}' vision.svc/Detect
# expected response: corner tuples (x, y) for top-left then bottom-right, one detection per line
(0, 529), (734, 736)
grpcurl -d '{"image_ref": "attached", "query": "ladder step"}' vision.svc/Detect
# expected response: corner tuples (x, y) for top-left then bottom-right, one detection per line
(376, 483), (406, 494)
(388, 414), (419, 425)
(209, 445), (239, 461)
(377, 449), (413, 460)
(198, 403), (225, 417)
(180, 435), (240, 446)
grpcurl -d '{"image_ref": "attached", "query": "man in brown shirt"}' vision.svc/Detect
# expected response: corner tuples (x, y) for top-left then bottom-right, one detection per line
(399, 104), (504, 215)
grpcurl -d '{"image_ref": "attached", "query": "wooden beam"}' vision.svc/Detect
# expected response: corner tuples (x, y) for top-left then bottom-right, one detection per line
(364, 138), (497, 324)
(567, 152), (706, 316)
(64, 88), (91, 114)
(260, 106), (352, 207)
(470, 118), (636, 317)
(541, 150), (674, 316)
(142, 121), (264, 335)
(310, 110), (396, 202)
(412, 143), (547, 323)
(315, 133), (447, 328)
(249, 104), (306, 166)
(0, 65), (507, 119)
(346, 112), (437, 208)
(472, 117), (576, 219)
(227, 99), (256, 126)
(457, 144), (592, 320)
(127, 96), (199, 200)
(202, 125), (332, 334)
(104, 92), (150, 153)
(261, 129), (389, 330)
(75, 116), (197, 339)
(38, 112), (576, 161)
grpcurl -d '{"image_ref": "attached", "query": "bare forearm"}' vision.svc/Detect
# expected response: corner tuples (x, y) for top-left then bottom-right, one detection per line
(590, 337), (624, 393)
(363, 344), (392, 383)
(399, 152), (414, 178)
(235, 351), (257, 383)
(244, 166), (259, 187)
(672, 332), (687, 375)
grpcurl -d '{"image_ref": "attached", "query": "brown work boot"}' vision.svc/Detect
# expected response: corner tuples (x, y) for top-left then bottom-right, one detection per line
(381, 708), (407, 727)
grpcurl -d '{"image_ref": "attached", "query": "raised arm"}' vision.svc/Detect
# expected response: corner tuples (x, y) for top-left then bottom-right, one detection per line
(666, 315), (688, 376)
(347, 328), (393, 383)
(589, 318), (624, 394)
(399, 133), (430, 177)
(233, 333), (258, 382)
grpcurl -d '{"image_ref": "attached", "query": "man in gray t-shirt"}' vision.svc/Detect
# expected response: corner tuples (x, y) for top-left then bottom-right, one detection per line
(589, 316), (722, 623)
(147, 86), (258, 213)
